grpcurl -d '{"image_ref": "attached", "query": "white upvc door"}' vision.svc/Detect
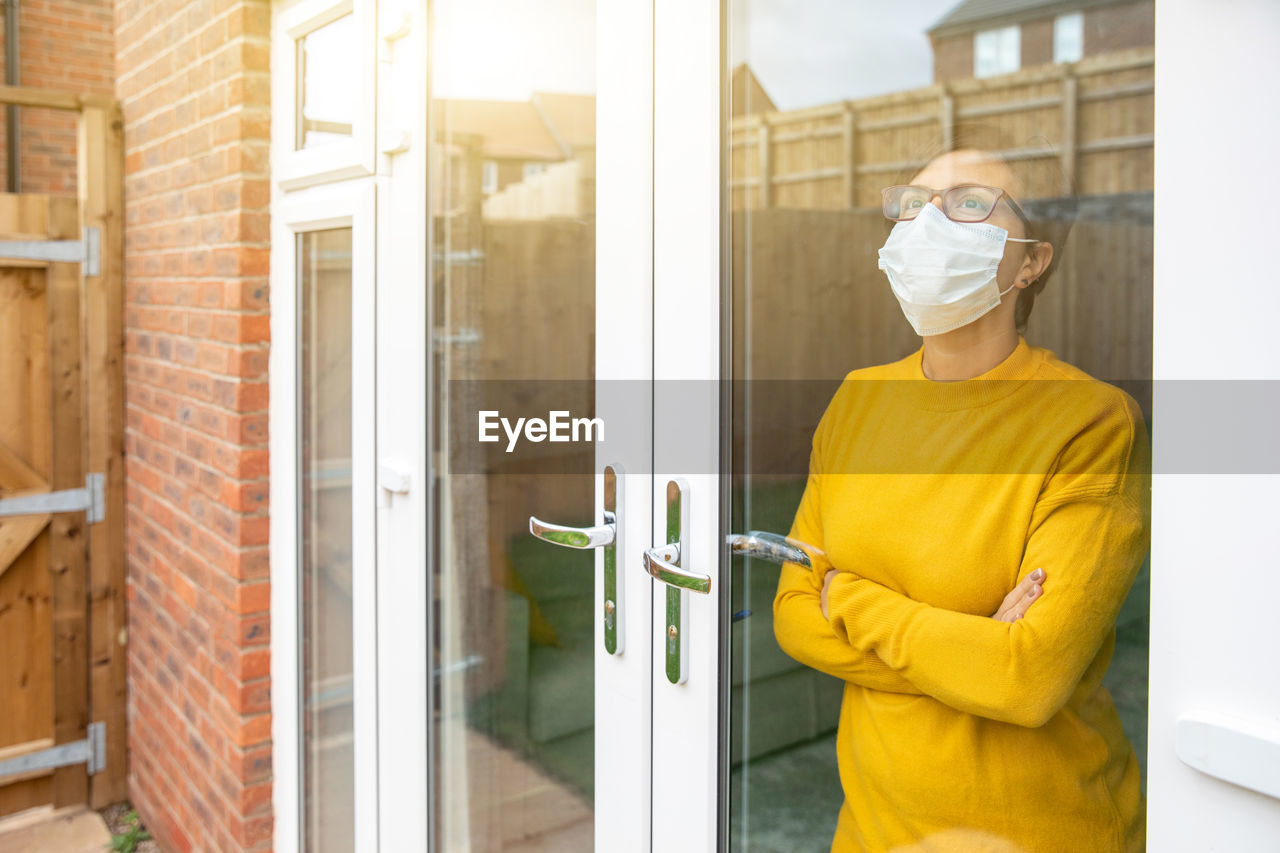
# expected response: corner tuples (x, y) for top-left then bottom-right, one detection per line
(645, 3), (1280, 853)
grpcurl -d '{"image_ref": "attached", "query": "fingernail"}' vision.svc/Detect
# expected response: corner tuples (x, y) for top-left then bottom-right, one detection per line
(1030, 568), (1044, 581)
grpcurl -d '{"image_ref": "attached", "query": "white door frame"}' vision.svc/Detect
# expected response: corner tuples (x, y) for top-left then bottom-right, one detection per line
(595, 1), (657, 850)
(269, 180), (380, 851)
(650, 0), (725, 850)
(372, 0), (429, 848)
(270, 0), (434, 848)
(275, 1), (1280, 850)
(1148, 0), (1280, 848)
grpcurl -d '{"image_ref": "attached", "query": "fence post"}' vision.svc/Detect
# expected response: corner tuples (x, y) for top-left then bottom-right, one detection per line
(77, 101), (127, 808)
(940, 86), (955, 152)
(842, 104), (856, 209)
(758, 119), (772, 209)
(1061, 72), (1078, 194)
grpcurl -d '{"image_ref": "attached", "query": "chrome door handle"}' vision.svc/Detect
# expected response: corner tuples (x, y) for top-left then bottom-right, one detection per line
(528, 464), (625, 655)
(642, 542), (711, 593)
(529, 516), (615, 549)
(725, 531), (823, 568)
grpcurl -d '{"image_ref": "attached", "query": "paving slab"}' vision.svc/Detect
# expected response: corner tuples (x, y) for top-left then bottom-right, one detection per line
(0, 806), (112, 853)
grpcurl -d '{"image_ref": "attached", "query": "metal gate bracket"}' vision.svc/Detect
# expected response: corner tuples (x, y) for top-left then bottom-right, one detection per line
(0, 473), (105, 523)
(0, 722), (106, 781)
(0, 226), (100, 275)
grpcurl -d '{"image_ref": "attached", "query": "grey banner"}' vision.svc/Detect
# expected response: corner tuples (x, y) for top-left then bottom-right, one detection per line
(445, 379), (1280, 476)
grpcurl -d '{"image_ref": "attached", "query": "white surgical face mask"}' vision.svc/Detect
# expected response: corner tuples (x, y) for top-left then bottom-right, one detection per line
(877, 202), (1037, 337)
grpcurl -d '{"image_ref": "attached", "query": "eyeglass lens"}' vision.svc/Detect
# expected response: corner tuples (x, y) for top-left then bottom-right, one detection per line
(884, 185), (1002, 223)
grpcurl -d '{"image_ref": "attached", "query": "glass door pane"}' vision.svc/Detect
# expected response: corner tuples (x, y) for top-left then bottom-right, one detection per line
(429, 3), (599, 849)
(725, 3), (1154, 850)
(299, 227), (355, 852)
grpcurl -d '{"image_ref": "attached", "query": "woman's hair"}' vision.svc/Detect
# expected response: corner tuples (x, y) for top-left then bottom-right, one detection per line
(898, 123), (1078, 334)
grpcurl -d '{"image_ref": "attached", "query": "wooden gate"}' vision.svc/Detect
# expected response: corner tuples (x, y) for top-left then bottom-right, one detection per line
(0, 88), (125, 818)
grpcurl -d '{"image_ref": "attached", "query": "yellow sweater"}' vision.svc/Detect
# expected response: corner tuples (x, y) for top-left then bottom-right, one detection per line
(773, 336), (1150, 853)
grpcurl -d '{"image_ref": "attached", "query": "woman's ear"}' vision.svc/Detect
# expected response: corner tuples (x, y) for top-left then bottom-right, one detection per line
(1018, 241), (1053, 285)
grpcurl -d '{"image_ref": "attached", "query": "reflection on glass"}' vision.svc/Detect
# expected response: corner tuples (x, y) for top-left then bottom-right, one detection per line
(296, 14), (356, 150)
(299, 227), (354, 852)
(728, 2), (1153, 851)
(430, 2), (596, 850)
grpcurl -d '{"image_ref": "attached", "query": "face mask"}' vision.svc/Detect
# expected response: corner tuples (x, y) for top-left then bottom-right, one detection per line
(877, 202), (1037, 337)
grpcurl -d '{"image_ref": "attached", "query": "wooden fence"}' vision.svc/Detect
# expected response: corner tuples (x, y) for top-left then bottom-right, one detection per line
(731, 47), (1154, 209)
(731, 207), (1153, 477)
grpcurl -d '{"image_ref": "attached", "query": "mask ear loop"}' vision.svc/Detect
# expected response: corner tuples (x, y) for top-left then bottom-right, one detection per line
(1003, 235), (1044, 295)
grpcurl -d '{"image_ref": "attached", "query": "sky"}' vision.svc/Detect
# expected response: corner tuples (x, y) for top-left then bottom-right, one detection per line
(733, 0), (962, 108)
(432, 0), (962, 108)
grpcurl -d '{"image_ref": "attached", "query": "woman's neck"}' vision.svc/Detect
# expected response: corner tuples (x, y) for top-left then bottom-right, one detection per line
(920, 324), (1021, 381)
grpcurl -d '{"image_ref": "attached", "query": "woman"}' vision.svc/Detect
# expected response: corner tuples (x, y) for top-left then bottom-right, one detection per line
(773, 148), (1150, 852)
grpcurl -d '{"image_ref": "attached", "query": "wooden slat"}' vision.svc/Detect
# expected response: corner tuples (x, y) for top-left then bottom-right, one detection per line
(0, 737), (58, 787)
(0, 530), (53, 815)
(0, 442), (49, 491)
(841, 108), (856, 209)
(45, 195), (88, 809)
(0, 514), (50, 580)
(1062, 75), (1079, 195)
(78, 105), (127, 807)
(0, 84), (114, 112)
(758, 121), (772, 209)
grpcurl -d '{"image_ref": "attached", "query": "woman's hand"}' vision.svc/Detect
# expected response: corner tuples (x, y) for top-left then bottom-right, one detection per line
(991, 567), (1046, 623)
(822, 567), (1046, 622)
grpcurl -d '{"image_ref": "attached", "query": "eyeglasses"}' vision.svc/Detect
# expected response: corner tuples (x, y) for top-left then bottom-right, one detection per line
(881, 183), (1033, 229)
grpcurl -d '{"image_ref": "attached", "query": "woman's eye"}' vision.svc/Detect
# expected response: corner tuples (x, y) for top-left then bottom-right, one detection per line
(905, 199), (924, 209)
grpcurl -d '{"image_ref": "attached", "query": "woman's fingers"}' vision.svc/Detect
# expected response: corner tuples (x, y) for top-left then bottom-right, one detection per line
(991, 567), (1046, 622)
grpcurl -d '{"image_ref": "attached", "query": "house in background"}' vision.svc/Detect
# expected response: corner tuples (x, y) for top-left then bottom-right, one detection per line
(929, 0), (1153, 81)
(433, 93), (593, 198)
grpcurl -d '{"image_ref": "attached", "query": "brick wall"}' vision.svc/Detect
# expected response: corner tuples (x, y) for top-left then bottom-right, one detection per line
(932, 0), (1154, 83)
(931, 33), (972, 83)
(1020, 16), (1054, 69)
(0, 0), (114, 193)
(114, 0), (273, 849)
(1086, 0), (1154, 55)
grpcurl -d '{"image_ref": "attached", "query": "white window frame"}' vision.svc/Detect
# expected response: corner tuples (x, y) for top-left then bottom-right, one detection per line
(481, 159), (498, 194)
(1054, 12), (1085, 64)
(269, 179), (379, 853)
(272, 0), (377, 190)
(974, 24), (1021, 78)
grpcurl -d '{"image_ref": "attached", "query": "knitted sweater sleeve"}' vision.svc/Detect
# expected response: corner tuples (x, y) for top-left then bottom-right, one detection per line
(773, 400), (922, 695)
(824, 393), (1151, 727)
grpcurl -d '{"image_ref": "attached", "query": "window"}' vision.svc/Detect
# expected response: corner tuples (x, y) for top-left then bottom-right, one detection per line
(974, 25), (1020, 78)
(272, 0), (377, 190)
(482, 160), (498, 194)
(1054, 12), (1084, 64)
(522, 162), (547, 181)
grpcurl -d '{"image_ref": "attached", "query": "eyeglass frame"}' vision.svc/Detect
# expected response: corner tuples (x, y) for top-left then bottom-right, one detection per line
(880, 183), (1037, 237)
